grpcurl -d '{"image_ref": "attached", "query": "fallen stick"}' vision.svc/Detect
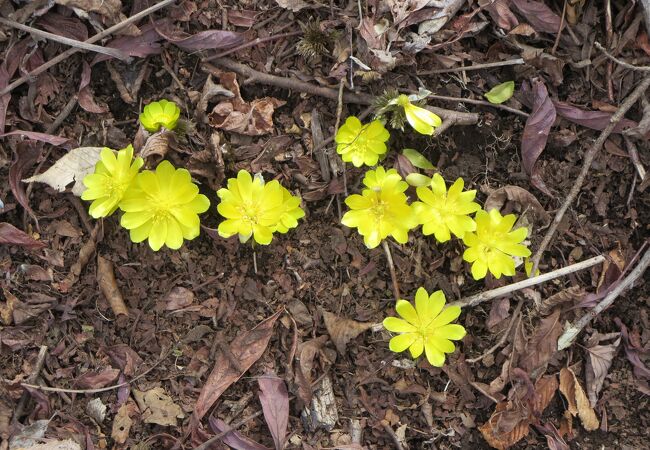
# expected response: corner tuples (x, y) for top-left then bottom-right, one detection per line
(529, 75), (650, 276)
(417, 58), (525, 75)
(0, 0), (176, 96)
(448, 255), (606, 308)
(0, 17), (129, 61)
(97, 255), (129, 318)
(11, 345), (48, 423)
(201, 59), (479, 126)
(557, 247), (650, 350)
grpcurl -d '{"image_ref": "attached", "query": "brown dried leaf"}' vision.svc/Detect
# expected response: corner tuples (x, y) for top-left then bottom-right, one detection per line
(275, 0), (310, 12)
(111, 402), (135, 444)
(559, 368), (599, 431)
(553, 101), (636, 133)
(190, 310), (282, 429)
(78, 62), (108, 114)
(295, 335), (328, 405)
(154, 19), (244, 51)
(585, 335), (620, 407)
(164, 286), (195, 311)
(133, 387), (185, 426)
(75, 368), (120, 389)
(92, 23), (163, 65)
(482, 0), (519, 30)
(615, 318), (650, 379)
(209, 417), (272, 450)
(258, 374), (289, 450)
(321, 310), (372, 355)
(37, 12), (88, 41)
(97, 255), (128, 317)
(479, 403), (530, 449)
(103, 344), (143, 377)
(54, 0), (134, 32)
(539, 286), (585, 315)
(484, 185), (550, 226)
(521, 79), (556, 196)
(519, 309), (562, 375)
(511, 0), (562, 34)
(0, 222), (45, 250)
(533, 374), (558, 414)
(0, 288), (17, 325)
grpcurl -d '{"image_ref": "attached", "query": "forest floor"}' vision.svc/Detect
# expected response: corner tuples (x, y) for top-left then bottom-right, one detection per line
(1, 0), (650, 449)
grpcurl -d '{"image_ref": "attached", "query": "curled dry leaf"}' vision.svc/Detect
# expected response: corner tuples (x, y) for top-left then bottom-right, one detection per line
(209, 417), (272, 450)
(1, 130), (73, 148)
(321, 309), (372, 355)
(133, 387), (185, 427)
(511, 0), (562, 34)
(539, 286), (585, 316)
(519, 309), (562, 376)
(275, 0), (310, 12)
(484, 185), (550, 227)
(559, 368), (599, 431)
(521, 79), (556, 196)
(295, 335), (328, 405)
(10, 141), (41, 221)
(584, 333), (620, 407)
(258, 374), (289, 450)
(23, 147), (103, 196)
(140, 130), (176, 161)
(0, 222), (46, 250)
(484, 0), (519, 30)
(208, 72), (286, 136)
(78, 62), (108, 114)
(74, 368), (120, 389)
(54, 0), (135, 32)
(97, 255), (128, 318)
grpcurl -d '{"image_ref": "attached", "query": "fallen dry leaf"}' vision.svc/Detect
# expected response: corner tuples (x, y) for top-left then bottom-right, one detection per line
(164, 286), (195, 311)
(521, 79), (556, 196)
(295, 335), (328, 405)
(189, 310), (282, 430)
(209, 417), (272, 450)
(484, 185), (550, 227)
(12, 440), (81, 450)
(0, 222), (45, 250)
(615, 318), (650, 379)
(511, 0), (562, 34)
(23, 147), (103, 196)
(9, 141), (41, 221)
(133, 387), (185, 427)
(539, 286), (585, 316)
(78, 62), (108, 114)
(258, 374), (289, 450)
(208, 72), (285, 136)
(97, 255), (128, 318)
(321, 309), (372, 355)
(54, 0), (134, 32)
(585, 333), (620, 407)
(0, 288), (17, 325)
(74, 368), (120, 389)
(0, 130), (73, 148)
(559, 368), (599, 431)
(479, 402), (530, 449)
(519, 309), (562, 376)
(275, 0), (310, 12)
(484, 0), (519, 30)
(111, 402), (135, 444)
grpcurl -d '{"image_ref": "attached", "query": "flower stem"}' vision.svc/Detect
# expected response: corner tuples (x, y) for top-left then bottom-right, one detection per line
(382, 240), (400, 302)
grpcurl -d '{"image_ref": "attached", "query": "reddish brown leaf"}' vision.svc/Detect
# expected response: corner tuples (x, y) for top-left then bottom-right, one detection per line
(164, 286), (195, 311)
(78, 62), (108, 114)
(9, 141), (41, 221)
(92, 23), (163, 65)
(295, 335), (328, 405)
(321, 309), (372, 355)
(484, 0), (519, 30)
(102, 344), (144, 377)
(258, 374), (289, 450)
(209, 417), (272, 450)
(37, 12), (88, 41)
(584, 334), (620, 407)
(0, 64), (9, 134)
(154, 20), (244, 51)
(511, 0), (562, 34)
(0, 131), (73, 148)
(615, 318), (650, 379)
(74, 368), (120, 389)
(484, 185), (550, 226)
(519, 309), (562, 375)
(553, 101), (636, 133)
(189, 310), (282, 429)
(558, 368), (599, 431)
(0, 223), (45, 250)
(521, 79), (556, 196)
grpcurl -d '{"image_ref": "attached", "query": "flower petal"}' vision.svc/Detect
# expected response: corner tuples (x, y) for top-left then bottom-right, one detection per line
(148, 220), (167, 251)
(434, 324), (467, 341)
(409, 337), (424, 358)
(395, 299), (419, 326)
(389, 333), (418, 353)
(430, 305), (461, 328)
(383, 317), (417, 333)
(424, 340), (446, 367)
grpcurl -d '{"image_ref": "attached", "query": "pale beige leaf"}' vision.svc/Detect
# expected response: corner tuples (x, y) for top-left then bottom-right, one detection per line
(133, 387), (185, 427)
(558, 368), (599, 431)
(23, 147), (103, 196)
(321, 309), (372, 355)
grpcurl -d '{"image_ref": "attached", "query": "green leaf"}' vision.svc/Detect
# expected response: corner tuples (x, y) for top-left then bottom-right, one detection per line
(484, 81), (515, 104)
(406, 173), (431, 187)
(402, 148), (435, 170)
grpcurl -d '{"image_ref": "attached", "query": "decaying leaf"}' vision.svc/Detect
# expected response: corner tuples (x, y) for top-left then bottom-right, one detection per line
(208, 72), (285, 135)
(584, 333), (620, 407)
(133, 387), (185, 427)
(539, 286), (585, 316)
(511, 0), (563, 34)
(97, 255), (128, 318)
(295, 335), (328, 405)
(74, 368), (120, 389)
(189, 310), (282, 429)
(519, 309), (562, 376)
(11, 440), (81, 450)
(9, 419), (50, 449)
(209, 417), (272, 450)
(111, 402), (135, 444)
(275, 0), (310, 12)
(0, 222), (46, 250)
(23, 147), (102, 196)
(479, 402), (530, 449)
(484, 185), (550, 227)
(321, 309), (372, 355)
(258, 374), (289, 450)
(615, 318), (650, 379)
(521, 79), (556, 196)
(559, 368), (599, 431)
(78, 62), (108, 114)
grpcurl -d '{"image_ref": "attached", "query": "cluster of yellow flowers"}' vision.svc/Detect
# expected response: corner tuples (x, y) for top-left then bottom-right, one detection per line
(341, 167), (531, 280)
(81, 100), (304, 251)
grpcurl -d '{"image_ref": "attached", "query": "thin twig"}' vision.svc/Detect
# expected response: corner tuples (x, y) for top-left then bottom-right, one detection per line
(426, 93), (529, 117)
(0, 0), (176, 97)
(202, 59), (479, 125)
(594, 41), (650, 72)
(466, 300), (523, 363)
(623, 135), (646, 180)
(530, 75), (650, 276)
(203, 30), (302, 61)
(417, 58), (525, 75)
(449, 255), (606, 309)
(382, 240), (401, 302)
(0, 17), (129, 60)
(551, 0), (567, 55)
(557, 247), (650, 350)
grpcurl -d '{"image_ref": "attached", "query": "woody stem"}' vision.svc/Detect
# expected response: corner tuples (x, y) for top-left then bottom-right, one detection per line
(382, 240), (401, 302)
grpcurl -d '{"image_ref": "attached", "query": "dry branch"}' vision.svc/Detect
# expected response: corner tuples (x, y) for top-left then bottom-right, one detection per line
(97, 255), (128, 318)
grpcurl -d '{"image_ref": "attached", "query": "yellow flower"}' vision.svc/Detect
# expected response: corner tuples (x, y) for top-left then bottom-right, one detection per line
(81, 145), (143, 219)
(383, 287), (466, 367)
(341, 167), (417, 249)
(412, 174), (480, 242)
(119, 161), (210, 251)
(139, 99), (181, 132)
(395, 94), (441, 135)
(335, 116), (390, 167)
(462, 209), (531, 280)
(216, 170), (288, 245)
(272, 186), (305, 234)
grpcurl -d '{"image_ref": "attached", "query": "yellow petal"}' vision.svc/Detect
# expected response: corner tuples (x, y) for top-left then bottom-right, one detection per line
(395, 299), (419, 326)
(427, 335), (455, 353)
(165, 218), (184, 249)
(424, 340), (446, 367)
(383, 317), (417, 333)
(389, 333), (418, 353)
(409, 337), (424, 358)
(148, 220), (167, 251)
(130, 221), (153, 243)
(121, 210), (154, 229)
(430, 305), (461, 328)
(418, 290), (446, 324)
(435, 324), (467, 341)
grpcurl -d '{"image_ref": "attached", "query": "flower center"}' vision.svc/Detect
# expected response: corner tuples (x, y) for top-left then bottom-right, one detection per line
(238, 202), (261, 224)
(396, 94), (410, 107)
